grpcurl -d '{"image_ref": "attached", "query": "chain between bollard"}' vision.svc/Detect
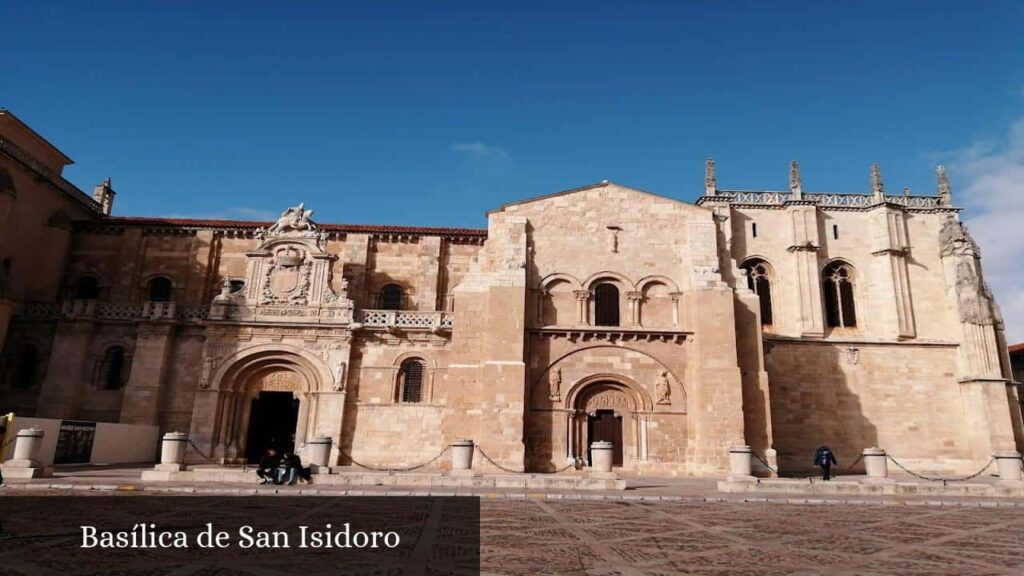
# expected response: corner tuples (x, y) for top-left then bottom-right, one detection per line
(186, 439), (217, 462)
(886, 455), (994, 484)
(473, 446), (524, 474)
(338, 446), (450, 473)
(750, 451), (778, 474)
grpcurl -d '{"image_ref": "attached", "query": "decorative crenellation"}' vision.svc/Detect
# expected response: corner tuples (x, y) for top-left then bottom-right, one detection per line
(697, 190), (949, 210)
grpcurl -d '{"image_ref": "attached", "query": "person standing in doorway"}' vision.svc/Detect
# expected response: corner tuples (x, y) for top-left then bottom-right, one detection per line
(814, 446), (838, 481)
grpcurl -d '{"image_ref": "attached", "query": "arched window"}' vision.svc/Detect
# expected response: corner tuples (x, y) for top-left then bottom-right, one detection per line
(98, 346), (130, 390)
(741, 259), (774, 326)
(380, 284), (403, 310)
(823, 262), (857, 328)
(147, 276), (173, 302)
(75, 276), (100, 300)
(594, 283), (620, 327)
(398, 358), (425, 403)
(228, 279), (245, 293)
(12, 343), (39, 389)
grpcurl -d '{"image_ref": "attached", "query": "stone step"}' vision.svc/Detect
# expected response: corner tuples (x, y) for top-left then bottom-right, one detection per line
(142, 466), (626, 490)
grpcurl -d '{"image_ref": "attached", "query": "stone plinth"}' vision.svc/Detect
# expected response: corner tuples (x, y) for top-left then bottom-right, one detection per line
(994, 451), (1024, 486)
(306, 436), (333, 474)
(449, 439), (475, 478)
(728, 445), (756, 482)
(3, 428), (51, 479)
(861, 447), (894, 484)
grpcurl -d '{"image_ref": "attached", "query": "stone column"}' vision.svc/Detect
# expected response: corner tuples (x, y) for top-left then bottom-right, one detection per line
(626, 291), (641, 326)
(574, 289), (590, 325)
(120, 324), (175, 425)
(294, 392), (311, 448)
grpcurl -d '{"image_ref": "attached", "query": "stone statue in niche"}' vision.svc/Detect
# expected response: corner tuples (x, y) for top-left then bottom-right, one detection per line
(548, 368), (561, 401)
(199, 357), (213, 389)
(655, 370), (671, 405)
(333, 361), (347, 392)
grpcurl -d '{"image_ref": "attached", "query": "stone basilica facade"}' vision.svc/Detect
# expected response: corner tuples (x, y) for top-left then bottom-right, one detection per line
(1, 109), (1021, 476)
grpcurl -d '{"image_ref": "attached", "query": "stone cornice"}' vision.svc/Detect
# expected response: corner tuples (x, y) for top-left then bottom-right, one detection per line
(0, 136), (103, 215)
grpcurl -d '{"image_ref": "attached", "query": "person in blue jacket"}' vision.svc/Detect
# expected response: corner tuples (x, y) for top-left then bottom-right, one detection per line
(814, 446), (837, 480)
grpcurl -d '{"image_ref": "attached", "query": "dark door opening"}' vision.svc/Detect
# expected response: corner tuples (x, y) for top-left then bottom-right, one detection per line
(244, 391), (299, 463)
(586, 409), (624, 467)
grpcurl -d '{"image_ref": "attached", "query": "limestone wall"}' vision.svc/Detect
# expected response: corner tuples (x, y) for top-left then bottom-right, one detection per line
(765, 340), (974, 473)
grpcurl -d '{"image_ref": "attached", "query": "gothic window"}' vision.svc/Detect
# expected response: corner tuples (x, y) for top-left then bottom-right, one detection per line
(594, 283), (620, 327)
(147, 276), (173, 302)
(398, 358), (425, 403)
(823, 261), (857, 328)
(12, 343), (39, 389)
(75, 276), (100, 300)
(98, 346), (130, 390)
(741, 259), (773, 326)
(380, 284), (403, 310)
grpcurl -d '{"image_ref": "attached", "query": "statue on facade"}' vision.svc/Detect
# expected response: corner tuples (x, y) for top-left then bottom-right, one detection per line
(266, 203), (317, 235)
(548, 368), (561, 401)
(655, 370), (671, 405)
(333, 361), (347, 392)
(199, 357), (214, 389)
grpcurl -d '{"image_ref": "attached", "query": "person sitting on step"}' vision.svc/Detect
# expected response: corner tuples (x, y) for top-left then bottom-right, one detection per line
(256, 448), (280, 485)
(277, 451), (312, 485)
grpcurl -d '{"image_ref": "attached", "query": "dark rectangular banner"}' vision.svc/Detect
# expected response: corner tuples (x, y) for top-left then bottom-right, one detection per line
(0, 496), (481, 575)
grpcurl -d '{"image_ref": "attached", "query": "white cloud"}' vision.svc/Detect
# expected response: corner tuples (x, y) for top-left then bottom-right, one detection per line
(950, 118), (1024, 343)
(450, 141), (510, 160)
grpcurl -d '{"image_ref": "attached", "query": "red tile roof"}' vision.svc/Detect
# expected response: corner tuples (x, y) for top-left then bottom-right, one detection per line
(99, 216), (488, 237)
(1009, 343), (1024, 355)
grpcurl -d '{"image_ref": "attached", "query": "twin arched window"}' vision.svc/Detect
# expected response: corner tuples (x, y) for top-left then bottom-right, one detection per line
(594, 283), (620, 326)
(823, 261), (857, 328)
(379, 284), (404, 310)
(741, 259), (774, 326)
(398, 358), (425, 403)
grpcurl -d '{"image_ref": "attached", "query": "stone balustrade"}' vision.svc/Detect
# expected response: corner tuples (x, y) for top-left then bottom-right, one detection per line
(355, 309), (454, 332)
(19, 300), (208, 323)
(698, 190), (944, 210)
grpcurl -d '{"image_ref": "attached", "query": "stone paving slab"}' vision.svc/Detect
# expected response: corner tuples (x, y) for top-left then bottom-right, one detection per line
(3, 489), (1023, 575)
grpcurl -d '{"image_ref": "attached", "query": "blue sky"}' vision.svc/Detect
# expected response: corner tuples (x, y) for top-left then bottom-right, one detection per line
(3, 1), (1021, 226)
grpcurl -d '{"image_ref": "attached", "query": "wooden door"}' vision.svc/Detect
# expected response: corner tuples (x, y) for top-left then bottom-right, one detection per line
(587, 409), (624, 466)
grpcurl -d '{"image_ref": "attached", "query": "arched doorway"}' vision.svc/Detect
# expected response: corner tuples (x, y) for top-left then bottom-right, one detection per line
(197, 344), (337, 466)
(567, 379), (649, 468)
(242, 369), (305, 463)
